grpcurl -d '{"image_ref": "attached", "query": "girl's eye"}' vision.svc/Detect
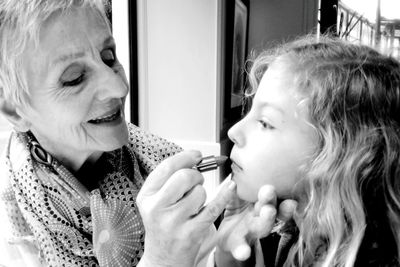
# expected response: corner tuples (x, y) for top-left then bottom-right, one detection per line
(60, 64), (85, 87)
(101, 48), (116, 67)
(258, 120), (275, 130)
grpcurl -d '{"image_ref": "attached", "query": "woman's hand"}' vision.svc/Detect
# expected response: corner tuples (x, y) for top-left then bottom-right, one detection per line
(136, 150), (236, 267)
(216, 185), (297, 264)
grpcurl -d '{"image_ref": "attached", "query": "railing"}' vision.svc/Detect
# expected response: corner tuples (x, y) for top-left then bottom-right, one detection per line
(337, 2), (400, 60)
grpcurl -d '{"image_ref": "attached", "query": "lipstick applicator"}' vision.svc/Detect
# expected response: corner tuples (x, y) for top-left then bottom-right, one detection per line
(193, 155), (228, 173)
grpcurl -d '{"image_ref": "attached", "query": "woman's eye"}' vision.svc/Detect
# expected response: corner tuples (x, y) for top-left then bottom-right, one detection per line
(258, 120), (275, 130)
(62, 74), (84, 87)
(101, 48), (116, 67)
(60, 64), (85, 87)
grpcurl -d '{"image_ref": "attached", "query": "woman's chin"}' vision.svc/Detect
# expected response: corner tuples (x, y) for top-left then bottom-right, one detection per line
(109, 131), (129, 151)
(96, 124), (129, 151)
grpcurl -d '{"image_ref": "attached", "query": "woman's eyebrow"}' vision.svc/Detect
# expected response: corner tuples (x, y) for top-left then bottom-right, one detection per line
(51, 51), (86, 68)
(51, 36), (115, 68)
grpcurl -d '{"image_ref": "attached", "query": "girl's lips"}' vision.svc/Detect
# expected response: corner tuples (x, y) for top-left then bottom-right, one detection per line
(230, 160), (242, 172)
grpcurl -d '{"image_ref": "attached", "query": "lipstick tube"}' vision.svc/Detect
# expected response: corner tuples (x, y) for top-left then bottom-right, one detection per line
(194, 155), (228, 173)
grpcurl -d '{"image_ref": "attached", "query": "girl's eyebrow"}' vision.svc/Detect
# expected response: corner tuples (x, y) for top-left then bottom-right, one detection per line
(258, 102), (285, 115)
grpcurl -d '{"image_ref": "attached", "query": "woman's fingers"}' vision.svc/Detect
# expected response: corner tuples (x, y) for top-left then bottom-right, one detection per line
(156, 168), (204, 206)
(217, 204), (277, 261)
(136, 151), (223, 266)
(256, 205), (277, 235)
(215, 184), (298, 266)
(254, 184), (277, 214)
(175, 184), (207, 217)
(136, 150), (204, 229)
(231, 240), (251, 261)
(277, 199), (297, 222)
(139, 150), (202, 196)
(194, 180), (236, 225)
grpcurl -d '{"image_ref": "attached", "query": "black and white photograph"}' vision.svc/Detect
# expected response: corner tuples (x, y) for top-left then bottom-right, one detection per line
(1, 0), (400, 266)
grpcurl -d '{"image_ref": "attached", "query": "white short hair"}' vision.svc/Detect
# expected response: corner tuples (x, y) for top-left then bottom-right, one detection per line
(0, 0), (109, 106)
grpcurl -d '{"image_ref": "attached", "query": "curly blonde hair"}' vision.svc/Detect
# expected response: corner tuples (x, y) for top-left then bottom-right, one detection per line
(247, 36), (400, 266)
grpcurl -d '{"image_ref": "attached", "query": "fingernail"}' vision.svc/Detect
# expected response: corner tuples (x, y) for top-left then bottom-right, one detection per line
(233, 244), (250, 261)
(227, 180), (236, 191)
(191, 150), (202, 159)
(260, 205), (277, 220)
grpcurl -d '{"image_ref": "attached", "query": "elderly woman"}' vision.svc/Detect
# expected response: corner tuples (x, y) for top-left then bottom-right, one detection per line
(0, 0), (243, 266)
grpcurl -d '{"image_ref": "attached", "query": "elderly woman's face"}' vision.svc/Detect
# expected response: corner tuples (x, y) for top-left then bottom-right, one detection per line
(19, 7), (129, 170)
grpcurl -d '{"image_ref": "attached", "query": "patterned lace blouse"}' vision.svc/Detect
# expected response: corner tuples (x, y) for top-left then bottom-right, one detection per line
(0, 123), (182, 266)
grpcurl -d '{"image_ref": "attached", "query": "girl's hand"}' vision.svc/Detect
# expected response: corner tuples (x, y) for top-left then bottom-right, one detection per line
(216, 185), (297, 262)
(136, 150), (236, 267)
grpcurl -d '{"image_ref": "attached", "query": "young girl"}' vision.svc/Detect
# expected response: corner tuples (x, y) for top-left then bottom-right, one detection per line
(217, 36), (400, 266)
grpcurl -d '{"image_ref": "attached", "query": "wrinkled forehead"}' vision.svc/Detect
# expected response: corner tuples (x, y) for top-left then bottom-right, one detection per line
(38, 6), (110, 50)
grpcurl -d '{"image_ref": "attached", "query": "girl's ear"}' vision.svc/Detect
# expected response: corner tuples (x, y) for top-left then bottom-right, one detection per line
(0, 87), (31, 132)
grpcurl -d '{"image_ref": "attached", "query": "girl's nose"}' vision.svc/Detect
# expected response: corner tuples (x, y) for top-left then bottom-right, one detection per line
(228, 119), (245, 147)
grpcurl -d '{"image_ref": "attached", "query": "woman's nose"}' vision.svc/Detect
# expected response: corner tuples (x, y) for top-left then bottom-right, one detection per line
(228, 119), (245, 147)
(95, 65), (129, 101)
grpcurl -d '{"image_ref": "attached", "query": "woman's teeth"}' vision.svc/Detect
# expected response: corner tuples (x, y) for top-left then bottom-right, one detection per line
(89, 110), (120, 124)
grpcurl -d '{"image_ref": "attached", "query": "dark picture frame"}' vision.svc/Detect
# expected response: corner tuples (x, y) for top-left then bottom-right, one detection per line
(230, 0), (249, 109)
(219, 0), (249, 180)
(128, 0), (139, 125)
(221, 0), (249, 134)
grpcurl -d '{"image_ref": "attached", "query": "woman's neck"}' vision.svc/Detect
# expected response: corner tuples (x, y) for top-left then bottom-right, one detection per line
(75, 154), (107, 191)
(29, 131), (103, 173)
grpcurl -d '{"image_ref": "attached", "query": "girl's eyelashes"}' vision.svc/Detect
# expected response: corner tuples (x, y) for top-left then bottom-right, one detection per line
(258, 119), (275, 130)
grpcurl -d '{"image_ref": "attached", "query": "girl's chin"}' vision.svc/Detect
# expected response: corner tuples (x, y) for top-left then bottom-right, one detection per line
(235, 184), (258, 203)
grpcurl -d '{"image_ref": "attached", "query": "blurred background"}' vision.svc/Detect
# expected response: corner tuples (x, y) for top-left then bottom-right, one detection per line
(337, 0), (400, 57)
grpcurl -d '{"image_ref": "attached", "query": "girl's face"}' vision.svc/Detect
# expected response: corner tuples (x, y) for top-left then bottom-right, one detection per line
(228, 61), (317, 202)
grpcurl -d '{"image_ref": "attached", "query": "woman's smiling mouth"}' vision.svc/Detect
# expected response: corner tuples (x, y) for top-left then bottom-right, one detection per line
(88, 109), (121, 124)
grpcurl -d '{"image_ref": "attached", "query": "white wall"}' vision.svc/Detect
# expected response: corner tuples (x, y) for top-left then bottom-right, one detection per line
(138, 0), (220, 142)
(137, 0), (223, 197)
(112, 0), (131, 122)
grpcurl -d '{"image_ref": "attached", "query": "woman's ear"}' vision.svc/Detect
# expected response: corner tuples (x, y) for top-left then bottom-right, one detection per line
(0, 87), (31, 132)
